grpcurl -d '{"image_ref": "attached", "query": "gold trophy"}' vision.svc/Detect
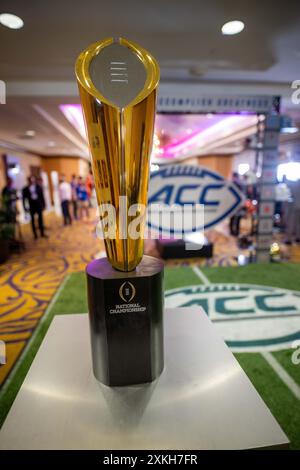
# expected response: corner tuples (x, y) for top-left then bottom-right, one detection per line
(76, 37), (159, 271)
(76, 38), (164, 386)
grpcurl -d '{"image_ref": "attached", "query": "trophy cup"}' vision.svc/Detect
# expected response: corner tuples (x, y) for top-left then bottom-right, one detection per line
(75, 37), (164, 386)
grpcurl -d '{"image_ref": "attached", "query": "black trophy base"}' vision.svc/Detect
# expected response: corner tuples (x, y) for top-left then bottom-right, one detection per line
(156, 238), (213, 259)
(86, 255), (164, 387)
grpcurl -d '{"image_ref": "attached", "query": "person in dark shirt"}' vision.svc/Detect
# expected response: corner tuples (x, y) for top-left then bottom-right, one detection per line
(2, 177), (18, 223)
(229, 172), (245, 237)
(22, 176), (47, 239)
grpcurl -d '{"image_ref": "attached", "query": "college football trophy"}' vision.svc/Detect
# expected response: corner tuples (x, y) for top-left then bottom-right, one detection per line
(75, 37), (164, 386)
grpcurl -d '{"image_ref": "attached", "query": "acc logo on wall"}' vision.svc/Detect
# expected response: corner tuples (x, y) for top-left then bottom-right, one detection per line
(148, 165), (244, 234)
(165, 284), (300, 352)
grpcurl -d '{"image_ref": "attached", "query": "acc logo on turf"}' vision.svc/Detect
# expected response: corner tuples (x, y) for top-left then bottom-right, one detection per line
(148, 165), (244, 234)
(165, 284), (300, 352)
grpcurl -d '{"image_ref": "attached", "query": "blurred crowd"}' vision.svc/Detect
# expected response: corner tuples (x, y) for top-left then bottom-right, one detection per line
(59, 173), (94, 227)
(2, 166), (300, 247)
(1, 172), (94, 240)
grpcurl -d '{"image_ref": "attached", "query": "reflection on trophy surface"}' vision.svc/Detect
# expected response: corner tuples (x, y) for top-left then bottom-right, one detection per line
(76, 37), (159, 271)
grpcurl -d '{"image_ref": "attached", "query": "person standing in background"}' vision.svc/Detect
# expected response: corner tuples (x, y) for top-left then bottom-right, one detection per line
(70, 174), (78, 220)
(86, 170), (94, 207)
(229, 172), (244, 237)
(77, 176), (89, 220)
(2, 177), (18, 222)
(285, 178), (300, 244)
(22, 176), (47, 239)
(59, 175), (72, 226)
(36, 175), (49, 230)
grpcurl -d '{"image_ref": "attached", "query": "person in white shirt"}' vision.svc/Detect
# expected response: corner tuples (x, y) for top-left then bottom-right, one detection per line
(59, 175), (72, 226)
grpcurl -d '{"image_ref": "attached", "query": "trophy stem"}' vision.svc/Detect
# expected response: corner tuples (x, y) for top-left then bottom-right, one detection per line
(119, 109), (129, 271)
(76, 36), (159, 272)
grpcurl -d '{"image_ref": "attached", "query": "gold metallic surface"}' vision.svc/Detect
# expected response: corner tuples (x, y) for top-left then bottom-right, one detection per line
(75, 37), (159, 271)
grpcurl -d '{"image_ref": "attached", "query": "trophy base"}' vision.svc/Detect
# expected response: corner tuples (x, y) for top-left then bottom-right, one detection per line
(86, 255), (164, 386)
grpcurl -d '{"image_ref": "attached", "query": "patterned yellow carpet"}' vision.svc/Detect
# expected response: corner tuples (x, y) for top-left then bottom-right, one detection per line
(0, 213), (99, 387)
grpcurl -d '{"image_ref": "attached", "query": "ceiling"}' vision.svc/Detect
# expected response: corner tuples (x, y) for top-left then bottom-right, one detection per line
(0, 0), (300, 158)
(0, 100), (258, 160)
(0, 98), (88, 157)
(1, 0), (300, 83)
(153, 113), (257, 161)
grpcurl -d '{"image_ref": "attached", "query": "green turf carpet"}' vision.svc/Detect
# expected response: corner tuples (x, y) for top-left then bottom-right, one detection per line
(1, 263), (300, 449)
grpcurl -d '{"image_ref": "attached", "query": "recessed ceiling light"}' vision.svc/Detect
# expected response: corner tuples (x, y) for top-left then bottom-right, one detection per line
(25, 130), (35, 137)
(47, 141), (56, 147)
(221, 20), (244, 36)
(0, 13), (24, 29)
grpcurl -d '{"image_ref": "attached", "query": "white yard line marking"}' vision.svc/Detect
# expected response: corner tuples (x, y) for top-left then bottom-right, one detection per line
(192, 265), (211, 285)
(261, 351), (300, 400)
